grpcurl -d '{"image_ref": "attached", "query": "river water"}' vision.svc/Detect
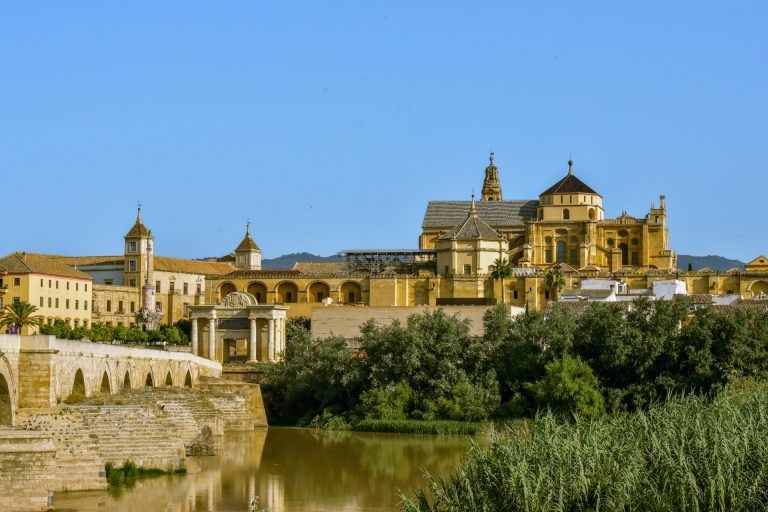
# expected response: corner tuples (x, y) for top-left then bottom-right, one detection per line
(54, 427), (476, 512)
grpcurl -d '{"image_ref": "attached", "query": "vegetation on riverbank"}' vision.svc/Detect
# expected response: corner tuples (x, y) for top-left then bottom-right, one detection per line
(402, 380), (768, 511)
(40, 319), (189, 344)
(105, 460), (186, 489)
(353, 419), (485, 435)
(263, 302), (768, 432)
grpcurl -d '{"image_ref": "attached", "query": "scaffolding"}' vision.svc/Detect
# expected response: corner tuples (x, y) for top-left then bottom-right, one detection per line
(338, 249), (437, 275)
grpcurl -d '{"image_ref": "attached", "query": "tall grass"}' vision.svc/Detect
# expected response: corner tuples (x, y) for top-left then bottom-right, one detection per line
(402, 382), (768, 511)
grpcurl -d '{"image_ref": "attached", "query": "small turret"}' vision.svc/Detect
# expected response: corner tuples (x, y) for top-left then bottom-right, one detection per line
(481, 152), (503, 201)
(235, 222), (262, 270)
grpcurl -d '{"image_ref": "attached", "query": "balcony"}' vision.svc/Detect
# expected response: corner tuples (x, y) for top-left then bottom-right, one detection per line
(0, 285), (7, 294)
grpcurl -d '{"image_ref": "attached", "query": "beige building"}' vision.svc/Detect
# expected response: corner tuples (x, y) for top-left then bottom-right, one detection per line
(0, 252), (92, 333)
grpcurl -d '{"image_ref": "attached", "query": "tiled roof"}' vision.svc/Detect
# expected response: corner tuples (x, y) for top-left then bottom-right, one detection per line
(578, 265), (602, 272)
(561, 288), (614, 299)
(675, 294), (714, 304)
(422, 200), (538, 229)
(552, 262), (578, 273)
(292, 262), (346, 274)
(439, 204), (505, 241)
(236, 233), (261, 252)
(541, 174), (599, 195)
(52, 255), (124, 267)
(154, 257), (235, 276)
(219, 269), (302, 279)
(0, 252), (92, 280)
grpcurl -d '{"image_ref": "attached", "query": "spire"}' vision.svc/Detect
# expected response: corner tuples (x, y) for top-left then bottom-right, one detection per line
(481, 151), (503, 201)
(137, 204), (142, 223)
(568, 159), (573, 176)
(470, 193), (477, 216)
(246, 220), (251, 236)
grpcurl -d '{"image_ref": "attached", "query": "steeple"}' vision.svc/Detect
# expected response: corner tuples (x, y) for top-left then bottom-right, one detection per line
(568, 159), (573, 176)
(234, 221), (262, 270)
(481, 151), (503, 201)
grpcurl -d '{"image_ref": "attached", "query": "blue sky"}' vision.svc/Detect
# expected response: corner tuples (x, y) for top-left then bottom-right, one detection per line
(1, 2), (766, 261)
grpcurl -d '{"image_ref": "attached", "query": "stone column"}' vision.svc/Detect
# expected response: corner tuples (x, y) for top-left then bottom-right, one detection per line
(208, 317), (216, 362)
(268, 318), (275, 362)
(191, 318), (198, 357)
(248, 318), (258, 362)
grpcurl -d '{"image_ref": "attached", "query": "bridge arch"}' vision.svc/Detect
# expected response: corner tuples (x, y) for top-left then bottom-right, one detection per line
(184, 370), (193, 388)
(0, 356), (14, 426)
(123, 370), (132, 390)
(164, 371), (173, 387)
(145, 370), (155, 388)
(99, 370), (111, 394)
(69, 369), (86, 400)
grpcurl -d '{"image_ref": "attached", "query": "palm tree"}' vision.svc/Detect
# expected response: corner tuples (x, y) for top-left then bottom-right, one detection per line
(0, 300), (44, 334)
(491, 256), (513, 303)
(544, 267), (565, 302)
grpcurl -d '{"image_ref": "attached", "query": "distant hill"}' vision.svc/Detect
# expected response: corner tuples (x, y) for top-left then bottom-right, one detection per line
(677, 254), (745, 272)
(262, 252), (341, 270)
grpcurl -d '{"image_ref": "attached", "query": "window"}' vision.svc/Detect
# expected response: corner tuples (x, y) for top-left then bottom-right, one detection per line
(183, 283), (188, 295)
(285, 292), (293, 303)
(40, 278), (44, 287)
(169, 281), (175, 293)
(66, 282), (70, 290)
(118, 301), (123, 313)
(85, 284), (88, 292)
(513, 290), (519, 299)
(40, 297), (44, 307)
(348, 291), (356, 303)
(563, 209), (570, 220)
(556, 241), (567, 263)
(619, 243), (629, 266)
(55, 298), (59, 308)
(444, 265), (450, 276)
(48, 298), (52, 307)
(128, 260), (136, 272)
(106, 300), (112, 312)
(130, 301), (135, 313)
(12, 296), (20, 305)
(129, 279), (136, 287)
(156, 281), (161, 293)
(317, 291), (324, 301)
(655, 216), (660, 223)
(13, 277), (20, 286)
(48, 279), (51, 288)
(75, 300), (79, 310)
(65, 299), (70, 309)
(183, 303), (190, 316)
(545, 291), (550, 300)
(589, 208), (596, 221)
(129, 241), (137, 253)
(196, 283), (202, 294)
(545, 250), (553, 263)
(56, 280), (59, 289)
(75, 283), (79, 291)
(570, 249), (578, 264)
(84, 301), (88, 311)
(631, 252), (639, 266)
(156, 302), (162, 312)
(105, 279), (113, 285)
(463, 264), (472, 276)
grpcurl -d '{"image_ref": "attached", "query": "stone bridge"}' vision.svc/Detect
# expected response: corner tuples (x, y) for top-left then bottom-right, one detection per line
(0, 334), (221, 426)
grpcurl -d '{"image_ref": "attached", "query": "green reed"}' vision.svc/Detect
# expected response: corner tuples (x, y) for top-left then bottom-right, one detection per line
(402, 382), (768, 511)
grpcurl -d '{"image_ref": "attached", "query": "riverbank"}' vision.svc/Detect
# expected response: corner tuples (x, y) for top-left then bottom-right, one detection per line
(402, 382), (768, 511)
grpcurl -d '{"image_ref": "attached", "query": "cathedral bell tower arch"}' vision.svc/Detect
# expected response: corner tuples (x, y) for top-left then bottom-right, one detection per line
(481, 152), (503, 201)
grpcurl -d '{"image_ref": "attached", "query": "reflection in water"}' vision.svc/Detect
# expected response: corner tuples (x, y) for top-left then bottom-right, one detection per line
(55, 427), (476, 512)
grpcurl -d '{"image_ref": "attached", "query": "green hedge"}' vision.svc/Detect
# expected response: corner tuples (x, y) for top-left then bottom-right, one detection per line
(354, 419), (485, 435)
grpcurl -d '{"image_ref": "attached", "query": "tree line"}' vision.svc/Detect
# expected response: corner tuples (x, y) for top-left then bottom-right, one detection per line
(264, 299), (768, 425)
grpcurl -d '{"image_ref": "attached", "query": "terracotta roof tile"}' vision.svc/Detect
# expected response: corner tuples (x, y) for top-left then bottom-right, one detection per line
(154, 257), (236, 276)
(0, 252), (92, 280)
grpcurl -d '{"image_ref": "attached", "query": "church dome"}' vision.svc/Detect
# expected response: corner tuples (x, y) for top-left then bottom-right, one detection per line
(540, 160), (599, 196)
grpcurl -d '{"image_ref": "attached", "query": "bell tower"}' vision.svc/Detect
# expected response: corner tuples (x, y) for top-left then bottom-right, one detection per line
(234, 222), (262, 270)
(481, 152), (503, 201)
(124, 206), (153, 287)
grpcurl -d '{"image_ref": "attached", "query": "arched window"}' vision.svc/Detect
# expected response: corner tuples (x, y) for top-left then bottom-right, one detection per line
(563, 209), (570, 220)
(589, 208), (596, 221)
(556, 241), (567, 263)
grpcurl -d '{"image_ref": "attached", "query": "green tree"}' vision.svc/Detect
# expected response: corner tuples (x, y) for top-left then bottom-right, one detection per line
(544, 267), (565, 301)
(533, 355), (604, 419)
(490, 256), (513, 303)
(1, 300), (44, 333)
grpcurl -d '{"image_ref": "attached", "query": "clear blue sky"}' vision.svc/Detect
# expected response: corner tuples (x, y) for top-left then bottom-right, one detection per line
(1, 2), (766, 261)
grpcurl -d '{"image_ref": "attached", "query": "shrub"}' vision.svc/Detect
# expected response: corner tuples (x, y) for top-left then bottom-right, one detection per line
(357, 382), (414, 420)
(354, 419), (484, 435)
(532, 355), (604, 419)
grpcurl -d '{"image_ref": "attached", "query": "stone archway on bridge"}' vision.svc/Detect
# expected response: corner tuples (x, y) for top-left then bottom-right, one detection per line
(145, 371), (154, 387)
(123, 370), (132, 390)
(100, 371), (111, 394)
(68, 369), (86, 401)
(184, 370), (192, 388)
(165, 371), (173, 386)
(0, 373), (11, 426)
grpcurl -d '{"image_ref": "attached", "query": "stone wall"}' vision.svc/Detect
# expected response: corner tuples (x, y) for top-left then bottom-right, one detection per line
(0, 429), (56, 511)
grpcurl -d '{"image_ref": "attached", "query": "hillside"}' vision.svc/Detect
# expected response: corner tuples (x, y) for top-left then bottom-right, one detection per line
(677, 254), (745, 272)
(262, 252), (341, 270)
